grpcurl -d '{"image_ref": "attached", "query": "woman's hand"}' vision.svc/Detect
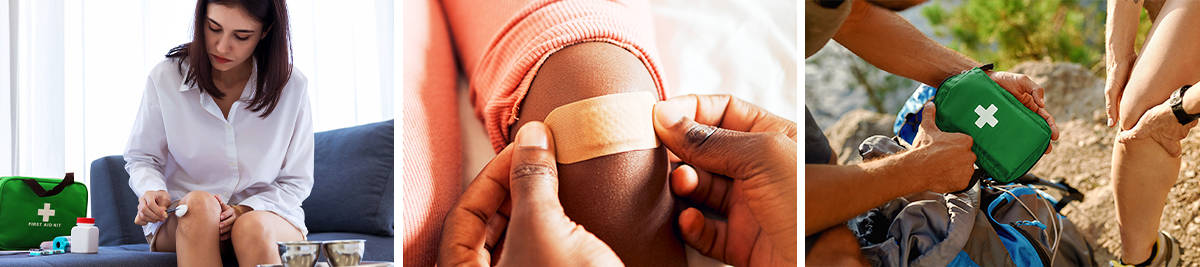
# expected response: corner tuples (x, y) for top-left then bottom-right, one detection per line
(652, 94), (797, 266)
(1104, 0), (1142, 128)
(438, 122), (622, 266)
(218, 199), (250, 241)
(134, 190), (170, 226)
(1117, 101), (1198, 157)
(987, 70), (1059, 153)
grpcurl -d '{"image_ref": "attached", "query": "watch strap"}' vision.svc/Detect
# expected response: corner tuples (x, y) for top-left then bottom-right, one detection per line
(1172, 85), (1196, 125)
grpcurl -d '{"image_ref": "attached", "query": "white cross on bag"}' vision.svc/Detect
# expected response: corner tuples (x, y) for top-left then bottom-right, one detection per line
(37, 203), (55, 222)
(975, 104), (998, 128)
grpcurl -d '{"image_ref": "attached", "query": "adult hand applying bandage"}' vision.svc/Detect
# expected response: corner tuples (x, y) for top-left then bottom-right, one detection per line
(438, 121), (622, 266)
(652, 94), (797, 267)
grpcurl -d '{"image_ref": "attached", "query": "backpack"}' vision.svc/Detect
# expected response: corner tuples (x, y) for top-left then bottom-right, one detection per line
(850, 136), (1094, 266)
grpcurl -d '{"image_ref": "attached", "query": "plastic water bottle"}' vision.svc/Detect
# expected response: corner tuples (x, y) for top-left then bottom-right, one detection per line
(70, 217), (98, 254)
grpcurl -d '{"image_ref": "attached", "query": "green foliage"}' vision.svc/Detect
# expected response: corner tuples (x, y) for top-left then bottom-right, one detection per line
(922, 0), (1110, 73)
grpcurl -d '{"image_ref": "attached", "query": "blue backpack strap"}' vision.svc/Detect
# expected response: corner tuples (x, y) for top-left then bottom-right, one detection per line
(985, 186), (1047, 267)
(894, 84), (938, 144)
(948, 250), (982, 267)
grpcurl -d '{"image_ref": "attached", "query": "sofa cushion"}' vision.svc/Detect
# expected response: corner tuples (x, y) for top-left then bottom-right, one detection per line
(303, 120), (394, 236)
(90, 156), (145, 246)
(0, 244), (176, 267)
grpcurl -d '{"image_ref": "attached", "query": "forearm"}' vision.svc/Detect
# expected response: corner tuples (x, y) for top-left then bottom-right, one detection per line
(1181, 81), (1200, 113)
(511, 42), (684, 266)
(1106, 0), (1140, 67)
(804, 151), (926, 235)
(832, 0), (977, 86)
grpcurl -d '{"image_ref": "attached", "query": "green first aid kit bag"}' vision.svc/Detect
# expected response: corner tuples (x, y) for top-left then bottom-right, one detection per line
(933, 65), (1051, 183)
(0, 173), (87, 250)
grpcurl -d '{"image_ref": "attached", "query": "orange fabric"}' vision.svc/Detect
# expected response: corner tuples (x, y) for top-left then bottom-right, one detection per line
(401, 0), (461, 266)
(443, 0), (668, 152)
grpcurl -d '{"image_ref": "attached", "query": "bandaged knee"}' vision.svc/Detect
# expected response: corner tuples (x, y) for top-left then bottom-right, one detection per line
(543, 91), (660, 164)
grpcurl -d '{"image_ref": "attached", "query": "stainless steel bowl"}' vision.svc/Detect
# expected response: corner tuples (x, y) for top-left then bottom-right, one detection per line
(320, 240), (365, 266)
(277, 241), (323, 267)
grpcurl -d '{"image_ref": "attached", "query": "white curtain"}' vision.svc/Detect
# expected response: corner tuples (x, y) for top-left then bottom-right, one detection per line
(3, 0), (395, 185)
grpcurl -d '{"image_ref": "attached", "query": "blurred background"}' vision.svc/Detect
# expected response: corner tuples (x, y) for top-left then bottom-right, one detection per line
(805, 0), (1138, 128)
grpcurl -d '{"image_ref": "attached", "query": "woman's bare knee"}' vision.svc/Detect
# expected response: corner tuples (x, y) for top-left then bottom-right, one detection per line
(180, 191), (221, 222)
(232, 211), (273, 244)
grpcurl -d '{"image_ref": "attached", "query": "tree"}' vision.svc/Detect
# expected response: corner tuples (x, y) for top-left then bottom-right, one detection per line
(921, 0), (1114, 74)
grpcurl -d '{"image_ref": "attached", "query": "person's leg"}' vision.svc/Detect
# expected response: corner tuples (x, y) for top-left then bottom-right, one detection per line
(149, 214), (178, 252)
(231, 210), (305, 267)
(1112, 0), (1200, 263)
(175, 191), (223, 267)
(805, 226), (868, 266)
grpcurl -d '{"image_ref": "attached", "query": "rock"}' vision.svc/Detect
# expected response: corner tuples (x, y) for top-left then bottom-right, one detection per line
(823, 109), (896, 165)
(1188, 170), (1197, 178)
(1008, 62), (1104, 123)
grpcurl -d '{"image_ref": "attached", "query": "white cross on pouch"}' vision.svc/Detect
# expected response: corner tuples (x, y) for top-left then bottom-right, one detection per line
(37, 203), (55, 222)
(975, 104), (998, 128)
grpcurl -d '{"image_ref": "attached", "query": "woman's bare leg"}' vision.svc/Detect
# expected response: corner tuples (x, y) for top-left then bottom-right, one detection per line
(1112, 0), (1200, 262)
(176, 191), (223, 267)
(150, 213), (178, 252)
(231, 210), (304, 267)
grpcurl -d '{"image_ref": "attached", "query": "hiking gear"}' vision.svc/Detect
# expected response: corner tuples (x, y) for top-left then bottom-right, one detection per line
(1111, 231), (1180, 267)
(932, 64), (1052, 183)
(894, 65), (1052, 183)
(0, 174), (88, 250)
(851, 137), (1093, 266)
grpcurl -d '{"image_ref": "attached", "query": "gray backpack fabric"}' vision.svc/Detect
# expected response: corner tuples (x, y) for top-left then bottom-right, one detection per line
(849, 135), (1095, 266)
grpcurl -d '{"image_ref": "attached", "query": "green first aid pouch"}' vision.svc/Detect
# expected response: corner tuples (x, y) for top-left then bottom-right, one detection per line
(933, 64), (1051, 183)
(0, 173), (87, 250)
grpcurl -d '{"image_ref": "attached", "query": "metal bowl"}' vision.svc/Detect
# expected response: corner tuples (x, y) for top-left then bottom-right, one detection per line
(277, 241), (323, 267)
(320, 240), (365, 266)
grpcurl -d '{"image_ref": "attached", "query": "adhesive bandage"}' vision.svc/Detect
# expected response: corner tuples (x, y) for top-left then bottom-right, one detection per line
(543, 91), (660, 164)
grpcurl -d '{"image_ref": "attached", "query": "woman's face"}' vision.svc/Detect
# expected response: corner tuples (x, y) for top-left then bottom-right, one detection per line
(204, 3), (265, 72)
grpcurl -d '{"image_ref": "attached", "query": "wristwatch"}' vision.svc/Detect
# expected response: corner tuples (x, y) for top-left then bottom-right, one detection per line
(1170, 85), (1199, 125)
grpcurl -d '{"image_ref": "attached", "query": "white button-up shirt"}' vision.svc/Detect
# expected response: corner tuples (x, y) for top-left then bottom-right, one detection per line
(125, 58), (314, 236)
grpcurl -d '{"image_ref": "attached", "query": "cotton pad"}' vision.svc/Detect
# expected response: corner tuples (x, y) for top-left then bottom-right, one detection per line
(167, 205), (189, 217)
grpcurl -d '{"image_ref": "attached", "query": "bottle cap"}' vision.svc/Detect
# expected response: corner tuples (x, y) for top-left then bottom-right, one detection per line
(76, 217), (94, 224)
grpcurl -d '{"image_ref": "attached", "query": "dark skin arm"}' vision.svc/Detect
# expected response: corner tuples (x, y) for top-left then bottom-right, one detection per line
(508, 42), (685, 266)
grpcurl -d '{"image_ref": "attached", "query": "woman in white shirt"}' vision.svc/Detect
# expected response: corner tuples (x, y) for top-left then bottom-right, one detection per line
(124, 0), (313, 266)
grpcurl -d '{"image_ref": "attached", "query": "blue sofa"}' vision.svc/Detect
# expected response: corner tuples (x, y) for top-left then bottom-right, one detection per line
(0, 120), (394, 266)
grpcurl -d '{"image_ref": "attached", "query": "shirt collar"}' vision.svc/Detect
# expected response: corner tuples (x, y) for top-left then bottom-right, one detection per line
(178, 59), (258, 101)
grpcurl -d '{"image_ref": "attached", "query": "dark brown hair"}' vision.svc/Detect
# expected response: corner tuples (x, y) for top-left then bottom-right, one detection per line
(167, 0), (291, 118)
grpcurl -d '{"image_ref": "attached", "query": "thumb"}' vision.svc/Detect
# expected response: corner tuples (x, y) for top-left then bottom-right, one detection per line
(919, 101), (939, 131)
(653, 113), (785, 180)
(1115, 126), (1139, 145)
(508, 121), (567, 221)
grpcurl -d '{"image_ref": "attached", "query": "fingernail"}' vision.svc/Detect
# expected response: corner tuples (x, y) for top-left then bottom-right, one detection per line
(654, 98), (689, 129)
(1107, 118), (1113, 127)
(515, 122), (550, 150)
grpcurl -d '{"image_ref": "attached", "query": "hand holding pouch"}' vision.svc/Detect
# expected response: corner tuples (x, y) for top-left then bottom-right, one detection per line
(933, 65), (1051, 183)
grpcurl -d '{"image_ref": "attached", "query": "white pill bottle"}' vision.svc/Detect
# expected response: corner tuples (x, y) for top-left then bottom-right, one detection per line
(70, 217), (99, 253)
